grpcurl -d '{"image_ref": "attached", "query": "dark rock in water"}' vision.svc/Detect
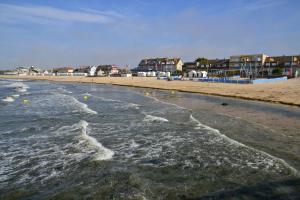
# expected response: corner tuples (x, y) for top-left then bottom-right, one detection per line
(221, 102), (228, 106)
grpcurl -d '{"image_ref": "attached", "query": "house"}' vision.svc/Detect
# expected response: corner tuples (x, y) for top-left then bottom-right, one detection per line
(96, 65), (119, 76)
(53, 67), (74, 76)
(182, 62), (200, 72)
(16, 67), (29, 76)
(264, 55), (300, 77)
(29, 66), (42, 75)
(73, 66), (90, 73)
(136, 58), (183, 73)
(119, 68), (132, 77)
(3, 70), (18, 75)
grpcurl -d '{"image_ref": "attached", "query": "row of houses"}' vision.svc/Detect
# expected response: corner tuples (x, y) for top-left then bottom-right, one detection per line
(182, 54), (300, 78)
(3, 65), (124, 77)
(3, 54), (300, 78)
(132, 54), (300, 78)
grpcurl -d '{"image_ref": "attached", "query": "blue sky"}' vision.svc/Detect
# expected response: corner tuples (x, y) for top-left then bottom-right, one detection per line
(0, 0), (300, 69)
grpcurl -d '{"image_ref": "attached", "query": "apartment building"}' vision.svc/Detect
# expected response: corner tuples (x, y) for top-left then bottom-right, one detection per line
(136, 58), (183, 73)
(264, 55), (300, 77)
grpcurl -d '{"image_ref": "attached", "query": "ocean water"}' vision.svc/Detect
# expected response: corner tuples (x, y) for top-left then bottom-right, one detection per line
(0, 79), (299, 199)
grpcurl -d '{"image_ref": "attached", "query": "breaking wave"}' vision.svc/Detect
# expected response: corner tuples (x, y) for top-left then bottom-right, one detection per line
(7, 82), (29, 93)
(79, 120), (114, 161)
(70, 96), (97, 115)
(2, 96), (14, 102)
(54, 93), (97, 115)
(190, 114), (299, 175)
(143, 114), (168, 123)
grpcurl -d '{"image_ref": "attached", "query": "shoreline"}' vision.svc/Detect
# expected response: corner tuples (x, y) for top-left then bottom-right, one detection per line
(1, 75), (300, 107)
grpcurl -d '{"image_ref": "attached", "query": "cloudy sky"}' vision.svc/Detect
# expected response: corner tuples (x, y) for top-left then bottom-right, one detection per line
(0, 0), (299, 69)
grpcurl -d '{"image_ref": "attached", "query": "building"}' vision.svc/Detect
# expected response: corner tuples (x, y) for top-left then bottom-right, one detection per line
(28, 66), (42, 75)
(229, 54), (268, 78)
(16, 67), (29, 76)
(182, 62), (200, 72)
(264, 55), (300, 77)
(53, 67), (74, 76)
(96, 65), (119, 75)
(136, 58), (183, 73)
(73, 66), (90, 73)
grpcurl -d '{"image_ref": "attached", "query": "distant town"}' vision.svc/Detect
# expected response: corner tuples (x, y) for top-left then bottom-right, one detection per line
(1, 53), (299, 82)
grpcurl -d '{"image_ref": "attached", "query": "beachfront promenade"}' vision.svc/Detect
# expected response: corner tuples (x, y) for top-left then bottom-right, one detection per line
(1, 75), (300, 107)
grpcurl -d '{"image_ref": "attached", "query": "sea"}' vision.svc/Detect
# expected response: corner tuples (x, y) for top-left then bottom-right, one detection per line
(0, 78), (299, 199)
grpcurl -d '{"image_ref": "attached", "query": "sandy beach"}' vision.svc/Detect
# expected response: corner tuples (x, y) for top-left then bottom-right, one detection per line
(1, 75), (300, 106)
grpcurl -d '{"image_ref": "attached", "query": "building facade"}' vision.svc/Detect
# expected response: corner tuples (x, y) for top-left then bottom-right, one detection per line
(229, 54), (268, 78)
(96, 65), (119, 75)
(137, 58), (183, 73)
(264, 55), (300, 77)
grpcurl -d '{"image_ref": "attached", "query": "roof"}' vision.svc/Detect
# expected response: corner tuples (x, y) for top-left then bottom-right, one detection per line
(265, 55), (300, 62)
(139, 57), (182, 66)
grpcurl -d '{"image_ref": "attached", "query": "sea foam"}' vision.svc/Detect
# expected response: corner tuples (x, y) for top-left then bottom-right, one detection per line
(71, 96), (97, 114)
(56, 93), (97, 114)
(7, 82), (29, 93)
(143, 114), (168, 123)
(2, 96), (14, 102)
(79, 120), (114, 161)
(189, 114), (299, 176)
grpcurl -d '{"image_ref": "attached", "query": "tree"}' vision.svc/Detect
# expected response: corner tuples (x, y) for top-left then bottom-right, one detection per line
(272, 68), (283, 76)
(195, 57), (208, 63)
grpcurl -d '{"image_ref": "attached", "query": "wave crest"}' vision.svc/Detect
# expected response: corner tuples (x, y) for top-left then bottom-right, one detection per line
(79, 120), (114, 161)
(143, 114), (168, 123)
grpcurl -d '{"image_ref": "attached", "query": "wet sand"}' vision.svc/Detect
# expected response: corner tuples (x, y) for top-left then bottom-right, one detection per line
(1, 75), (300, 107)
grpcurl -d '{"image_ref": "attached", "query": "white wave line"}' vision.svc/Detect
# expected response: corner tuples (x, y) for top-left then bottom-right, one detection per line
(190, 114), (299, 176)
(79, 120), (114, 161)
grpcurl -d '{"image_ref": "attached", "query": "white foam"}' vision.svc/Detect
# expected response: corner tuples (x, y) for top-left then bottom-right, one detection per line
(57, 93), (97, 114)
(94, 95), (122, 102)
(130, 139), (140, 148)
(190, 114), (299, 176)
(143, 94), (188, 110)
(2, 96), (14, 102)
(143, 114), (168, 123)
(58, 87), (72, 94)
(79, 120), (114, 161)
(72, 96), (97, 114)
(127, 103), (140, 109)
(7, 82), (29, 93)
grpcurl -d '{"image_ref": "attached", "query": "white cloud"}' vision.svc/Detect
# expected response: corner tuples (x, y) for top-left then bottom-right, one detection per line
(0, 3), (123, 24)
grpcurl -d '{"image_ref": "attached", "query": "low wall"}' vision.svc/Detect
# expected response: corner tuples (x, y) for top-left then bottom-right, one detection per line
(198, 78), (251, 84)
(252, 76), (288, 84)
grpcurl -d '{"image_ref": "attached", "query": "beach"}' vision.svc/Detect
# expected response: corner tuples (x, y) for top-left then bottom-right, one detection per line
(1, 75), (300, 106)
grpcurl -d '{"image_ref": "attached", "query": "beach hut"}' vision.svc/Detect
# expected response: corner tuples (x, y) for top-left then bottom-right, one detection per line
(158, 72), (166, 77)
(188, 70), (197, 78)
(201, 71), (208, 78)
(138, 72), (147, 77)
(121, 73), (132, 77)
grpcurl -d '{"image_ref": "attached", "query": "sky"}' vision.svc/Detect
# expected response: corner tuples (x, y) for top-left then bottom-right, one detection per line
(0, 0), (300, 69)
